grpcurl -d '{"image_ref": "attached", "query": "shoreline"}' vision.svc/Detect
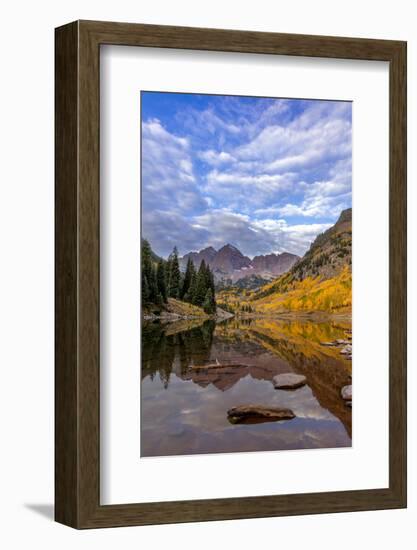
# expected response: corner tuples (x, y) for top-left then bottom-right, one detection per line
(143, 310), (234, 323)
(233, 311), (352, 321)
(143, 310), (352, 323)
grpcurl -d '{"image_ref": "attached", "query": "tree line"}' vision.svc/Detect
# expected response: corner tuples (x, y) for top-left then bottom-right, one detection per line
(141, 240), (216, 314)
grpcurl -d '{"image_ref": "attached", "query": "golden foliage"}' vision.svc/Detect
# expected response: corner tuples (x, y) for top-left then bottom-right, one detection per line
(166, 298), (208, 317)
(212, 316), (352, 378)
(216, 290), (252, 313)
(252, 267), (352, 313)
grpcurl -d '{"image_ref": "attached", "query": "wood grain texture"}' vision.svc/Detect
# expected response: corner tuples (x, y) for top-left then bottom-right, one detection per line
(55, 21), (79, 527)
(55, 20), (407, 529)
(388, 41), (407, 504)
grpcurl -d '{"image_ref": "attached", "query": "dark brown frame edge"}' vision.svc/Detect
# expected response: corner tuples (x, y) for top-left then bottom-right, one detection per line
(55, 20), (407, 529)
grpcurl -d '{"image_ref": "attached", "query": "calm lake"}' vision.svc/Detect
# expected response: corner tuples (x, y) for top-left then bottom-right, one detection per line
(141, 316), (352, 457)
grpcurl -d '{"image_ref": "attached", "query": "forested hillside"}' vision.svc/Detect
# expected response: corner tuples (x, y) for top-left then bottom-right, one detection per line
(249, 209), (352, 313)
(141, 240), (216, 315)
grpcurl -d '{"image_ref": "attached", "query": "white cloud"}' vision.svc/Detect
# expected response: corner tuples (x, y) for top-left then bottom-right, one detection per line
(142, 119), (205, 213)
(252, 218), (332, 255)
(276, 197), (350, 219)
(275, 177), (352, 218)
(192, 99), (351, 216)
(236, 118), (351, 169)
(179, 158), (193, 175)
(144, 118), (189, 148)
(198, 149), (235, 165)
(206, 170), (293, 191)
(254, 206), (285, 217)
(181, 107), (241, 142)
(172, 211), (332, 258)
(201, 109), (241, 134)
(142, 98), (352, 259)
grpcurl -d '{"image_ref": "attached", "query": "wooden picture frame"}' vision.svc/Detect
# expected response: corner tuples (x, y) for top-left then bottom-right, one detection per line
(55, 20), (407, 528)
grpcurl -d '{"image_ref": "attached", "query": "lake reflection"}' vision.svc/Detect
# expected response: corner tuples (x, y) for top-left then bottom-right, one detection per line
(141, 317), (352, 457)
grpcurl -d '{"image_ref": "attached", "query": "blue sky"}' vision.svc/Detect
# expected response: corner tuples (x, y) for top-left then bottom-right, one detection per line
(141, 92), (352, 259)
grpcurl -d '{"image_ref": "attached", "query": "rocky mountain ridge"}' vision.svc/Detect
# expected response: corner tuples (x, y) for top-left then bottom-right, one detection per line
(180, 244), (299, 283)
(249, 208), (352, 312)
(290, 208), (352, 282)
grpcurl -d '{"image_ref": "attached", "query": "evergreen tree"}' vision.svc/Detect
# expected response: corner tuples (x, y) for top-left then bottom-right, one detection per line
(142, 270), (149, 302)
(148, 264), (158, 303)
(203, 262), (211, 293)
(181, 257), (195, 300)
(165, 256), (172, 295)
(193, 260), (208, 306)
(141, 239), (153, 302)
(167, 247), (181, 299)
(202, 288), (216, 314)
(156, 260), (167, 303)
(208, 268), (216, 297)
(141, 240), (217, 310)
(207, 265), (216, 311)
(187, 269), (198, 303)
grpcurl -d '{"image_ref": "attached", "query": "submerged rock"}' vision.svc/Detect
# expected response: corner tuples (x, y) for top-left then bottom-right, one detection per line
(191, 362), (250, 371)
(273, 373), (307, 390)
(341, 385), (352, 400)
(227, 405), (295, 424)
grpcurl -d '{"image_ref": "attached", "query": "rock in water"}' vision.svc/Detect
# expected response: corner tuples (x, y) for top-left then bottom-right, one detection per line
(340, 344), (352, 355)
(227, 405), (295, 424)
(191, 362), (247, 371)
(273, 373), (307, 390)
(341, 385), (352, 400)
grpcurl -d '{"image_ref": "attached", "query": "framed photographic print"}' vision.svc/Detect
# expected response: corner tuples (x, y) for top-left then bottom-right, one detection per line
(55, 20), (407, 528)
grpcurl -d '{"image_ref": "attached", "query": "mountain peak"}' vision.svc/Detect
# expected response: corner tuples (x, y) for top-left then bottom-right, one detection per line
(291, 208), (352, 281)
(213, 245), (251, 272)
(180, 243), (299, 283)
(337, 208), (352, 224)
(222, 243), (240, 251)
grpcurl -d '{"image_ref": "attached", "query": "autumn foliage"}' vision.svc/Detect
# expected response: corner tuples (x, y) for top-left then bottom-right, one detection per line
(251, 266), (351, 313)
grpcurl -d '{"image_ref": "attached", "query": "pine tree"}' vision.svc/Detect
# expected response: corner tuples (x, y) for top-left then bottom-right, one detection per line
(203, 262), (211, 293)
(165, 256), (172, 295)
(141, 239), (153, 302)
(193, 260), (208, 306)
(208, 268), (216, 297)
(142, 270), (149, 302)
(202, 288), (215, 314)
(167, 247), (181, 299)
(181, 257), (195, 300)
(156, 260), (167, 303)
(148, 264), (158, 303)
(187, 269), (197, 303)
(207, 265), (216, 311)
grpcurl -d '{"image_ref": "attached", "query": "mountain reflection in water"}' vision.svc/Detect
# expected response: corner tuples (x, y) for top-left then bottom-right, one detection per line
(141, 317), (352, 457)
